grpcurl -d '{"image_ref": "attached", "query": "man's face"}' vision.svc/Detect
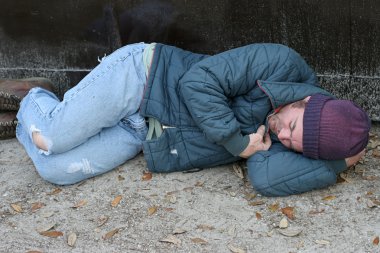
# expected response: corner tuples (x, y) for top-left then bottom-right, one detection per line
(268, 102), (305, 152)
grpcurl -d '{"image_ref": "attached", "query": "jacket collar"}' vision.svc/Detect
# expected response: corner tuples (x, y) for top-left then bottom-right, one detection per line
(257, 80), (334, 110)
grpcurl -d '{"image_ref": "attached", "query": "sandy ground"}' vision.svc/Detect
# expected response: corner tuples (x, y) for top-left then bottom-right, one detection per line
(0, 124), (379, 253)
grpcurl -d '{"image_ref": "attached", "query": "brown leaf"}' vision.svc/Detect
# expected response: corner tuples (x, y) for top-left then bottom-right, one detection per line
(103, 228), (120, 240)
(197, 224), (215, 231)
(281, 207), (295, 220)
(372, 149), (380, 158)
(67, 232), (77, 247)
(10, 203), (23, 213)
(277, 227), (302, 237)
(97, 215), (109, 227)
(315, 239), (330, 245)
(31, 202), (45, 212)
(248, 200), (265, 206)
(39, 231), (63, 238)
(373, 236), (379, 245)
(232, 163), (245, 179)
(47, 188), (62, 195)
(309, 209), (325, 215)
(37, 222), (56, 233)
(366, 199), (377, 208)
(71, 200), (87, 208)
(255, 212), (262, 220)
(191, 238), (208, 244)
(111, 195), (122, 207)
(268, 203), (279, 212)
(228, 244), (246, 253)
(322, 195), (336, 201)
(159, 235), (181, 246)
(142, 171), (152, 181)
(173, 228), (187, 234)
(118, 175), (125, 181)
(362, 175), (379, 181)
(182, 187), (194, 192)
(195, 181), (204, 187)
(148, 206), (158, 216)
(244, 193), (257, 201)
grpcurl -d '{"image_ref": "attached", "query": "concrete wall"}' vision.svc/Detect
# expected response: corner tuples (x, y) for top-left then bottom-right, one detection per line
(0, 0), (379, 120)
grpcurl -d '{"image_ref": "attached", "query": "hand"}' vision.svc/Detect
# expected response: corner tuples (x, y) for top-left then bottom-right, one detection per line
(345, 149), (365, 167)
(239, 125), (272, 158)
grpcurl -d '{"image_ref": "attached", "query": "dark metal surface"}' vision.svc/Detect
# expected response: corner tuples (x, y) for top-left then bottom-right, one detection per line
(0, 0), (378, 119)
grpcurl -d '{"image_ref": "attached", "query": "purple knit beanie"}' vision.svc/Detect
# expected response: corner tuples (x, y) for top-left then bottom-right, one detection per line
(303, 94), (371, 160)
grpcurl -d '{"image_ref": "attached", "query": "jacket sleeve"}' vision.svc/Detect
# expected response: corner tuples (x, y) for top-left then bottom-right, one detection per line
(178, 43), (317, 156)
(247, 143), (347, 196)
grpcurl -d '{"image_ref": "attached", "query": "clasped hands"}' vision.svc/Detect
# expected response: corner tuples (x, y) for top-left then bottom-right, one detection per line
(239, 125), (271, 158)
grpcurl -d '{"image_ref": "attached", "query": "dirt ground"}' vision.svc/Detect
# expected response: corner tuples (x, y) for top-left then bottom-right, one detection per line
(0, 123), (379, 253)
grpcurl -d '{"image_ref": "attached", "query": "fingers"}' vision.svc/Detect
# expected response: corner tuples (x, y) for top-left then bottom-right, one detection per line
(263, 132), (272, 149)
(256, 125), (266, 137)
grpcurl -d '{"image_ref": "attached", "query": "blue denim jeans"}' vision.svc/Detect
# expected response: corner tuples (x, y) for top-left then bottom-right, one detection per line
(16, 43), (148, 185)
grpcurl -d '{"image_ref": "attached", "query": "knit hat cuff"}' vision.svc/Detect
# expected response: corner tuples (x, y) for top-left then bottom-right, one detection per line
(303, 94), (333, 159)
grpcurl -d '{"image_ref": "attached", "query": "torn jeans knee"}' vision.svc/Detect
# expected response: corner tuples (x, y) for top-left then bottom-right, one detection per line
(30, 124), (52, 155)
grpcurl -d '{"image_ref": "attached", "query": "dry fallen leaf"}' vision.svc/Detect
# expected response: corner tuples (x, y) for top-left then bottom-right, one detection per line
(373, 236), (379, 245)
(244, 193), (257, 201)
(111, 195), (122, 207)
(309, 209), (325, 215)
(10, 203), (23, 213)
(315, 239), (330, 245)
(148, 206), (158, 216)
(67, 232), (77, 247)
(173, 228), (187, 234)
(41, 211), (55, 218)
(39, 231), (63, 238)
(142, 171), (153, 181)
(248, 200), (265, 206)
(118, 175), (125, 181)
(197, 224), (215, 231)
(47, 188), (62, 195)
(103, 228), (120, 240)
(159, 235), (181, 246)
(228, 244), (246, 253)
(372, 149), (380, 158)
(277, 227), (302, 237)
(322, 195), (336, 201)
(281, 207), (295, 220)
(279, 217), (288, 228)
(255, 212), (262, 220)
(195, 181), (204, 187)
(362, 175), (379, 181)
(71, 200), (87, 209)
(37, 222), (56, 233)
(97, 215), (109, 227)
(268, 203), (279, 212)
(31, 202), (45, 212)
(367, 199), (378, 208)
(232, 163), (245, 179)
(169, 195), (177, 204)
(191, 238), (208, 244)
(228, 225), (237, 237)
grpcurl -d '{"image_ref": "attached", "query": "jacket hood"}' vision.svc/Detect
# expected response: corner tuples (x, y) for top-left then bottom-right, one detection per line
(257, 80), (333, 109)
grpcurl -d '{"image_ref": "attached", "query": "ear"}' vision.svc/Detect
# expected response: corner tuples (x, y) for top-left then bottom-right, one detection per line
(303, 96), (311, 102)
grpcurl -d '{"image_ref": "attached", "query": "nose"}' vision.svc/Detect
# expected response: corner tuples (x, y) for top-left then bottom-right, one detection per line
(277, 128), (290, 140)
